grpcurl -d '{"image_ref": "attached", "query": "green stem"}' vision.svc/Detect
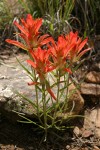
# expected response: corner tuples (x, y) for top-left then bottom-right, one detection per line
(52, 70), (60, 126)
(57, 70), (60, 104)
(34, 71), (43, 126)
(65, 73), (70, 104)
(59, 73), (70, 125)
(42, 84), (47, 141)
(64, 62), (73, 112)
(34, 70), (39, 115)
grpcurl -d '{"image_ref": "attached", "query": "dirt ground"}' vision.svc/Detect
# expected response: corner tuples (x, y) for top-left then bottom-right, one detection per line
(0, 114), (100, 150)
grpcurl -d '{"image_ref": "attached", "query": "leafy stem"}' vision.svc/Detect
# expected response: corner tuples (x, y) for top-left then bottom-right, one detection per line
(42, 84), (47, 141)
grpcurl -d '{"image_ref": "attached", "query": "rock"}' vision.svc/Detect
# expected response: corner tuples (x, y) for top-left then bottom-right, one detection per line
(0, 55), (37, 122)
(55, 80), (84, 120)
(93, 145), (100, 150)
(80, 83), (100, 96)
(66, 145), (70, 149)
(73, 126), (80, 136)
(68, 81), (84, 114)
(0, 55), (84, 123)
(83, 108), (100, 138)
(85, 71), (100, 84)
(0, 86), (14, 98)
(81, 129), (93, 138)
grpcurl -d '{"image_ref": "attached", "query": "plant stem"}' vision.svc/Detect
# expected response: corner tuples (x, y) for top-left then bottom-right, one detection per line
(59, 73), (70, 125)
(65, 73), (70, 104)
(34, 70), (39, 114)
(57, 70), (60, 104)
(34, 70), (43, 126)
(64, 62), (72, 112)
(52, 70), (60, 126)
(42, 84), (47, 141)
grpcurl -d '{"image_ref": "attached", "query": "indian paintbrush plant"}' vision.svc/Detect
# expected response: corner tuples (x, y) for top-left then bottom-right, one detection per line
(6, 14), (91, 140)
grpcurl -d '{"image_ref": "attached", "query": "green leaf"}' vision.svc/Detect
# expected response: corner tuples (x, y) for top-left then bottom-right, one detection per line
(16, 57), (34, 80)
(16, 91), (37, 110)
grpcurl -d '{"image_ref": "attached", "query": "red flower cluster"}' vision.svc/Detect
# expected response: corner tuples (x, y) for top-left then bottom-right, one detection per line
(65, 32), (90, 62)
(6, 14), (53, 51)
(27, 48), (55, 82)
(6, 14), (91, 100)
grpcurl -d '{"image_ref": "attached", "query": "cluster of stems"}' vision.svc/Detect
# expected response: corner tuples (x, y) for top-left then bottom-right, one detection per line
(6, 14), (91, 138)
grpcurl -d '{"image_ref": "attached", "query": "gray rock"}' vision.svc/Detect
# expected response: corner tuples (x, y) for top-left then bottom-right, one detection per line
(0, 55), (84, 123)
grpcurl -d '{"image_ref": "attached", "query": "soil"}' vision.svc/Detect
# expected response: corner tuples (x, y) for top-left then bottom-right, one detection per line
(0, 114), (100, 150)
(0, 45), (100, 150)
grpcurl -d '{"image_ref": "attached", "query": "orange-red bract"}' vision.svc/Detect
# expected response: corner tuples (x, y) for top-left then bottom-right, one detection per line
(49, 35), (73, 74)
(65, 32), (91, 62)
(27, 47), (55, 81)
(6, 14), (53, 51)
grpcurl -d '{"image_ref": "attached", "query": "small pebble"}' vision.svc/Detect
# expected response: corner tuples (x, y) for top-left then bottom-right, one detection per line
(66, 145), (70, 149)
(93, 145), (100, 150)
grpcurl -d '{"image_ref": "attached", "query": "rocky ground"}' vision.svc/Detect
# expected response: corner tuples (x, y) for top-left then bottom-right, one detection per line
(0, 44), (100, 149)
